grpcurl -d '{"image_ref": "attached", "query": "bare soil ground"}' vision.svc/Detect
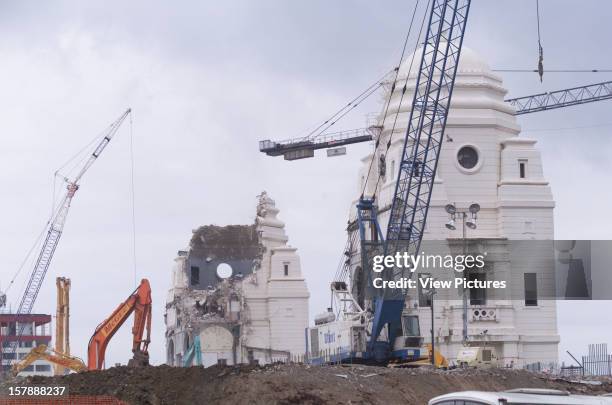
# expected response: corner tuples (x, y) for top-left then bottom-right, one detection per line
(4, 364), (612, 405)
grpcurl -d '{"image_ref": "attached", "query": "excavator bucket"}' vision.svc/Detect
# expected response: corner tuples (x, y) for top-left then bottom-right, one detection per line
(127, 350), (149, 367)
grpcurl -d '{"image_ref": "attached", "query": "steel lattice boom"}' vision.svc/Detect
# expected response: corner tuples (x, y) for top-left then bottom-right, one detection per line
(259, 126), (381, 160)
(369, 0), (471, 349)
(506, 80), (612, 115)
(3, 109), (131, 367)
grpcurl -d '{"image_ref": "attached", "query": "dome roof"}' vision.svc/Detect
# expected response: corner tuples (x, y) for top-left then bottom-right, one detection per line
(397, 45), (491, 78)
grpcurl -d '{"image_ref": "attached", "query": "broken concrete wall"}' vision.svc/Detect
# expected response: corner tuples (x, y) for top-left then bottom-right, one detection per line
(165, 192), (309, 368)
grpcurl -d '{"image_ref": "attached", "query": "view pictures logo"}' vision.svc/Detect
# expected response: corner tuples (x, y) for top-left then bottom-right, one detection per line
(372, 252), (486, 273)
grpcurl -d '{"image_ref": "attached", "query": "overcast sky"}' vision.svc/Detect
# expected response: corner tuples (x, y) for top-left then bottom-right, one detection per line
(1, 0), (611, 367)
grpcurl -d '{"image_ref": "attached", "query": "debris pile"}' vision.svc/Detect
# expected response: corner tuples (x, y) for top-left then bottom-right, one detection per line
(7, 364), (612, 405)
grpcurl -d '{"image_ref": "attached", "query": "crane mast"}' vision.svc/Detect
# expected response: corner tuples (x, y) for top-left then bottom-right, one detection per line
(3, 109), (131, 364)
(55, 277), (71, 375)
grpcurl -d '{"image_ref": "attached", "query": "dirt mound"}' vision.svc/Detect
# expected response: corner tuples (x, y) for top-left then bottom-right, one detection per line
(9, 364), (612, 405)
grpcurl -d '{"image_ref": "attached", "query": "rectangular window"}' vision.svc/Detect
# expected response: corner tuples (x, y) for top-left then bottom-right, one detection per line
(524, 273), (538, 306)
(35, 364), (51, 372)
(417, 273), (432, 307)
(519, 159), (527, 178)
(469, 272), (486, 305)
(283, 263), (289, 276)
(2, 352), (16, 360)
(190, 266), (200, 286)
(402, 315), (420, 337)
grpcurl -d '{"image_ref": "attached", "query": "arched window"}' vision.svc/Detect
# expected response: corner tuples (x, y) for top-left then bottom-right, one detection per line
(184, 334), (191, 354)
(167, 339), (175, 366)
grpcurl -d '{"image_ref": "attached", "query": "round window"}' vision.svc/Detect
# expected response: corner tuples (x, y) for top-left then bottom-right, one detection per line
(216, 263), (233, 279)
(457, 146), (478, 169)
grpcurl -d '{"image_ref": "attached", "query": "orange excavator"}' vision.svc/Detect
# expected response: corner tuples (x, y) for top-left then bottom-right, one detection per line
(87, 279), (152, 370)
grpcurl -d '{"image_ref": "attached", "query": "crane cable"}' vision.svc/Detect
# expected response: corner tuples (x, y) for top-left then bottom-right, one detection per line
(1, 222), (49, 299)
(333, 0), (426, 288)
(371, 0), (431, 200)
(536, 0), (544, 82)
(1, 127), (109, 301)
(129, 112), (138, 288)
(360, 0), (430, 200)
(493, 69), (612, 73)
(302, 69), (396, 142)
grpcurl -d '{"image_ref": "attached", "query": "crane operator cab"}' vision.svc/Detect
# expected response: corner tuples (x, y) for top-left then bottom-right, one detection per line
(391, 314), (424, 361)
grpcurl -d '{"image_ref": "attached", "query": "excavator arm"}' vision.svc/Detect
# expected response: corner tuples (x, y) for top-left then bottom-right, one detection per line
(12, 345), (86, 375)
(87, 279), (152, 370)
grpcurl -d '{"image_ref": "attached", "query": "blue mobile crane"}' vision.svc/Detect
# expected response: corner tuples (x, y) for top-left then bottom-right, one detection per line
(362, 0), (471, 362)
(303, 0), (472, 364)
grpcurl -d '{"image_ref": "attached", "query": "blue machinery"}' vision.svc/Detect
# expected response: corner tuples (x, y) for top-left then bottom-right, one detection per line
(183, 335), (202, 367)
(365, 0), (471, 361)
(263, 1), (612, 364)
(302, 0), (472, 365)
(506, 80), (612, 115)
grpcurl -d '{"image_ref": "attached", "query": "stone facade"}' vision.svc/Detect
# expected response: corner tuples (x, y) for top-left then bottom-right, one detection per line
(165, 192), (309, 367)
(351, 47), (559, 366)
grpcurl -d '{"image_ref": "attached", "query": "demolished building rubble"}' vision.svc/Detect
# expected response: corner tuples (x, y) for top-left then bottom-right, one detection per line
(165, 192), (309, 367)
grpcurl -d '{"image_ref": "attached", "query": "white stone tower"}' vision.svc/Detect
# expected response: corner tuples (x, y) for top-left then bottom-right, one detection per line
(242, 192), (310, 363)
(352, 47), (559, 366)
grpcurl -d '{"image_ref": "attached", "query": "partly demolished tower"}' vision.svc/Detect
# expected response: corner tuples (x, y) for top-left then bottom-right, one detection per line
(165, 192), (309, 367)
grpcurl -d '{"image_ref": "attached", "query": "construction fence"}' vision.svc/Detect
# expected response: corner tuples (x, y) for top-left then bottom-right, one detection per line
(525, 343), (612, 377)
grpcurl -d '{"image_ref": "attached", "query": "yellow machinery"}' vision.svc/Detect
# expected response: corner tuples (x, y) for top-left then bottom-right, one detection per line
(55, 277), (71, 375)
(421, 343), (449, 368)
(11, 344), (86, 375)
(388, 344), (448, 368)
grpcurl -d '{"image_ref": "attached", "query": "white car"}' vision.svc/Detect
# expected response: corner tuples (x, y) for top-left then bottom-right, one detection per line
(429, 388), (612, 405)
